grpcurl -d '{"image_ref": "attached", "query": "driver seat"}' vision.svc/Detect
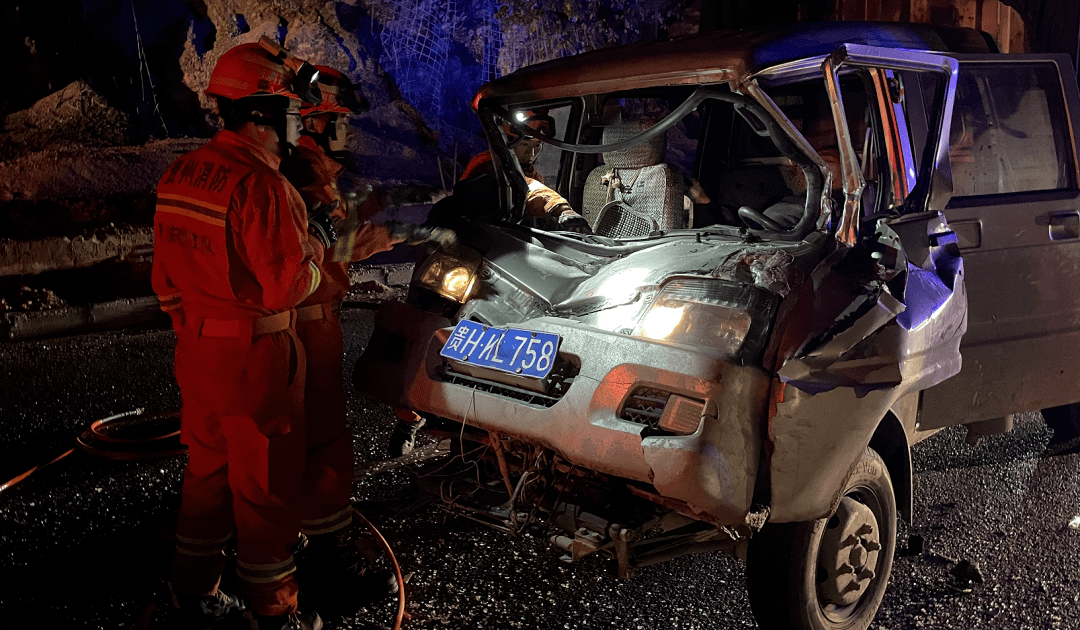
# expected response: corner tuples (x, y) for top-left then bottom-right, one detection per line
(581, 121), (687, 238)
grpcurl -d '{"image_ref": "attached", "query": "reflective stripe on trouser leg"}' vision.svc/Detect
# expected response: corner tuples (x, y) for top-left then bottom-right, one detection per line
(223, 416), (305, 615)
(296, 316), (354, 536)
(219, 329), (308, 617)
(301, 505), (353, 536)
(170, 366), (235, 597)
(236, 556), (298, 583)
(176, 532), (234, 556)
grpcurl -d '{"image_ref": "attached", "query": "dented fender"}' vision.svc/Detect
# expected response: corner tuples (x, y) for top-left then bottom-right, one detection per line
(641, 369), (770, 524)
(766, 213), (967, 522)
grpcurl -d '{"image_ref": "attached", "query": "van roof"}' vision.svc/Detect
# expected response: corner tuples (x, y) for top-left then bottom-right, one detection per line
(475, 22), (991, 105)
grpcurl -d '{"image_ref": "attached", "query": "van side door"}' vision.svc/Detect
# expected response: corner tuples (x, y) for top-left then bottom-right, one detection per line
(919, 54), (1080, 429)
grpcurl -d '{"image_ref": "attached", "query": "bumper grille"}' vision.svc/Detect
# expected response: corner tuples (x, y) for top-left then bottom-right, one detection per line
(441, 371), (562, 408)
(437, 356), (578, 409)
(621, 387), (670, 429)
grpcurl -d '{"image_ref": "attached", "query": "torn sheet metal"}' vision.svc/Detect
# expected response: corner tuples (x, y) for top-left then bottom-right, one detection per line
(777, 288), (906, 395)
(767, 213), (967, 522)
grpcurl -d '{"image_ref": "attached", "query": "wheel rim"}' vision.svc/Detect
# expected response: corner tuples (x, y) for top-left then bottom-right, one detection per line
(815, 487), (886, 622)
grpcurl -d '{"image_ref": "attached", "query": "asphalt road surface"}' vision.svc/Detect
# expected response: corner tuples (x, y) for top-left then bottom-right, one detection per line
(1, 308), (1078, 629)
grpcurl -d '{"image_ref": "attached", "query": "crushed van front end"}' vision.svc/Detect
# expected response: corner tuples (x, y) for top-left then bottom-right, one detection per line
(356, 296), (772, 525)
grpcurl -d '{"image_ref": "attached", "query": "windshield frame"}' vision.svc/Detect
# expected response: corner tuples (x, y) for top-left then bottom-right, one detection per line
(476, 84), (828, 242)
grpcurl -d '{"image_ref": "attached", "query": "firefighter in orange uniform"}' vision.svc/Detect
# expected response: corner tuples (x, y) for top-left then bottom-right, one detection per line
(451, 109), (591, 233)
(152, 40), (327, 630)
(278, 66), (452, 609)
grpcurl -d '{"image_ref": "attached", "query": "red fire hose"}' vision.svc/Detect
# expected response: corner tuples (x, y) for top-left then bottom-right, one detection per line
(1, 409), (406, 630)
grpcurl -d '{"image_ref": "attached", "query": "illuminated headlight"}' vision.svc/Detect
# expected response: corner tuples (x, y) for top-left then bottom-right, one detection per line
(633, 278), (779, 361)
(415, 245), (482, 303)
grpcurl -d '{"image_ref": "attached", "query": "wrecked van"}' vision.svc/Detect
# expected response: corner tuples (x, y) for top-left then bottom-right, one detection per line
(355, 23), (1080, 629)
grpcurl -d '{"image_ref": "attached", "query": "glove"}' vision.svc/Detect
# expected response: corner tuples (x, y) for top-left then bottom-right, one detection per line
(308, 211), (337, 249)
(385, 221), (458, 246)
(556, 207), (592, 234)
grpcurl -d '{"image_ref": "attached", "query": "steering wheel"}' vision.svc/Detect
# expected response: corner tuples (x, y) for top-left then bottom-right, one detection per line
(737, 205), (785, 232)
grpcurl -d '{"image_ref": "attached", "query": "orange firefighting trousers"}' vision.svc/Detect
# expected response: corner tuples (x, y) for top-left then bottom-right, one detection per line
(170, 317), (307, 616)
(294, 302), (355, 536)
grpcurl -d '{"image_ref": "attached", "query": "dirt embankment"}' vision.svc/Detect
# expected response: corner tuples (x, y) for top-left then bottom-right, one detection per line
(0, 80), (199, 242)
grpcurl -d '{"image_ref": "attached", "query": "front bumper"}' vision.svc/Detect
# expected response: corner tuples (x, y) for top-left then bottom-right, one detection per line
(354, 302), (770, 525)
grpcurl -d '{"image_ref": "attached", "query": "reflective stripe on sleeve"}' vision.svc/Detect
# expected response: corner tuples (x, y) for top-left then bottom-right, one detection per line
(157, 291), (183, 312)
(306, 261), (322, 298)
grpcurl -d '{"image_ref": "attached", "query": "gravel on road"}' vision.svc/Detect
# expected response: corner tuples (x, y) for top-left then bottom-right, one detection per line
(1, 310), (1078, 629)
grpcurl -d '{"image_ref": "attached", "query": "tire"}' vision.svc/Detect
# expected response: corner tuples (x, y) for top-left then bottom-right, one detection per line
(746, 447), (897, 630)
(1041, 403), (1080, 442)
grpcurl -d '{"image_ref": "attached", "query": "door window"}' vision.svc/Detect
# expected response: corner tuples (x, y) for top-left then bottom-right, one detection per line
(950, 62), (1076, 197)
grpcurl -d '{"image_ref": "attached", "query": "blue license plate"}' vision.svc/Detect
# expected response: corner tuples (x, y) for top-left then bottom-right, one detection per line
(440, 320), (561, 379)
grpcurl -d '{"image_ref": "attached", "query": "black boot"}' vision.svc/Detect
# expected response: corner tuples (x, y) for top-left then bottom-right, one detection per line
(250, 610), (323, 630)
(169, 584), (246, 629)
(296, 530), (399, 615)
(387, 416), (426, 457)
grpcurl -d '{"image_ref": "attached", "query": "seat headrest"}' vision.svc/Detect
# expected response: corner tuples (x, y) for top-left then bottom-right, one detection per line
(602, 120), (666, 169)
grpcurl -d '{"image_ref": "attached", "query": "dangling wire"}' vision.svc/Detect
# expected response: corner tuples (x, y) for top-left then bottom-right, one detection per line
(129, 0), (169, 136)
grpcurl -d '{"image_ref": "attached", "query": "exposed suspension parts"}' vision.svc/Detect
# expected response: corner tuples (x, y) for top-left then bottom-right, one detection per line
(415, 422), (753, 578)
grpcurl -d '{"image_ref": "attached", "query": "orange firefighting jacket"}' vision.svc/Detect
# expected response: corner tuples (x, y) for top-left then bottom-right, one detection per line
(281, 135), (397, 304)
(460, 151), (571, 220)
(152, 130), (321, 327)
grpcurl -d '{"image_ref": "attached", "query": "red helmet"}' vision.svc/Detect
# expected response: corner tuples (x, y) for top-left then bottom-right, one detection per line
(503, 109), (556, 146)
(300, 66), (368, 116)
(206, 40), (320, 105)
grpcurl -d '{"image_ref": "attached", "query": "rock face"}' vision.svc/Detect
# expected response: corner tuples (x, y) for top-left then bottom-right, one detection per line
(0, 0), (693, 248)
(174, 0), (452, 182)
(175, 0), (693, 183)
(3, 0), (695, 186)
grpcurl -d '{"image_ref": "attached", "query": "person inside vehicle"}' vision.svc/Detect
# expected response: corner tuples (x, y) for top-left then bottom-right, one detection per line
(763, 95), (850, 229)
(152, 40), (326, 630)
(429, 109), (592, 233)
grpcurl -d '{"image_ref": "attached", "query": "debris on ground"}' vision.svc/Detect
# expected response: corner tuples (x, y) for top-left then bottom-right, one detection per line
(0, 285), (66, 313)
(926, 549), (957, 565)
(900, 533), (925, 557)
(355, 280), (392, 294)
(947, 558), (984, 593)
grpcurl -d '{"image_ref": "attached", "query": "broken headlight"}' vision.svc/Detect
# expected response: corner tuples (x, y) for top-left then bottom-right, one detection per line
(415, 244), (482, 303)
(633, 278), (779, 361)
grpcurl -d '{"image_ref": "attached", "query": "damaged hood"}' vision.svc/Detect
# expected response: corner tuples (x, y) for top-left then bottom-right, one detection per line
(456, 223), (823, 334)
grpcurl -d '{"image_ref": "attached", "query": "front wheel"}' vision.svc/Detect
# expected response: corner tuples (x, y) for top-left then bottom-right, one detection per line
(746, 447), (897, 630)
